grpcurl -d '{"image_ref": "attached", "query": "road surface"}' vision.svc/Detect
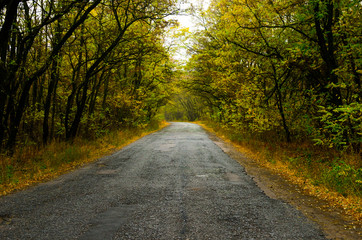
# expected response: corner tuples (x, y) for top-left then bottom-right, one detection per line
(0, 122), (325, 239)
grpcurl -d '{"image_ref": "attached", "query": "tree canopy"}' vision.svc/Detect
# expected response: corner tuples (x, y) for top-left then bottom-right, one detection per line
(0, 0), (177, 151)
(1, 0), (361, 153)
(182, 0), (361, 152)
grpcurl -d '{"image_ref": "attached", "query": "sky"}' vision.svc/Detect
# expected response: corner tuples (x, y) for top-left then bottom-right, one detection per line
(175, 0), (209, 30)
(165, 0), (211, 62)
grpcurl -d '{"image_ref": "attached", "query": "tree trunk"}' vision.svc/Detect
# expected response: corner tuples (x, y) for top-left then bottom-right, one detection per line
(5, 1), (101, 151)
(43, 58), (59, 145)
(314, 1), (343, 106)
(43, 21), (62, 145)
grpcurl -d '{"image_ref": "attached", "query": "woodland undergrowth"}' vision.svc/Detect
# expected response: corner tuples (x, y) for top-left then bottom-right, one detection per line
(199, 121), (361, 222)
(0, 120), (168, 196)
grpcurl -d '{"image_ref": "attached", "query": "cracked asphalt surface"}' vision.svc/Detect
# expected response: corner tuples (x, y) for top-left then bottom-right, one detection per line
(0, 122), (326, 239)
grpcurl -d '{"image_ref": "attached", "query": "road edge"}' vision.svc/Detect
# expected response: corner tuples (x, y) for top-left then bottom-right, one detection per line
(201, 125), (361, 240)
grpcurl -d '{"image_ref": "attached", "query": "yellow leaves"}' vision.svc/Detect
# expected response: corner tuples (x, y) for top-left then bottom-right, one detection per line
(90, 8), (98, 17)
(174, 27), (190, 36)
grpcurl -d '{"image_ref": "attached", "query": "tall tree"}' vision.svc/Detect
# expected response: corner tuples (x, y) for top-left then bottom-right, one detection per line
(0, 0), (177, 152)
(185, 0), (361, 150)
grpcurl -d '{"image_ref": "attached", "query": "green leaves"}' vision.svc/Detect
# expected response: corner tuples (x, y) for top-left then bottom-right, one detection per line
(0, 0), (177, 151)
(312, 103), (361, 149)
(183, 0), (361, 151)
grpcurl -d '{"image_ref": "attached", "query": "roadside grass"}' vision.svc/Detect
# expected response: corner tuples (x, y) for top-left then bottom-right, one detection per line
(198, 121), (361, 222)
(0, 121), (169, 196)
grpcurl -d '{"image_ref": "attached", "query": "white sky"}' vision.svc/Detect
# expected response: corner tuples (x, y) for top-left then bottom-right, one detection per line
(165, 0), (211, 63)
(175, 0), (209, 30)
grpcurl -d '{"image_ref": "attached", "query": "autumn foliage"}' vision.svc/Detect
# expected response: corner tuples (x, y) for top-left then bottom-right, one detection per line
(183, 0), (361, 152)
(0, 0), (177, 152)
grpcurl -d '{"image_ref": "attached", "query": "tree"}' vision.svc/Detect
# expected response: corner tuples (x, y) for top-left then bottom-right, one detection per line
(185, 0), (361, 150)
(0, 0), (178, 152)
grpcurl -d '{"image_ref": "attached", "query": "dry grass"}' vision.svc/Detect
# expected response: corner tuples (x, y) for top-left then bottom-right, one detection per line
(198, 121), (362, 222)
(0, 121), (169, 196)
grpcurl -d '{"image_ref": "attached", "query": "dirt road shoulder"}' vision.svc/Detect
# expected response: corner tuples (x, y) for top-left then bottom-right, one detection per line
(205, 129), (361, 240)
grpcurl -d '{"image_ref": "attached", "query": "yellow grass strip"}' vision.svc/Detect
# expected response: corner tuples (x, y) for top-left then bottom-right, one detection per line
(198, 122), (361, 223)
(0, 121), (169, 196)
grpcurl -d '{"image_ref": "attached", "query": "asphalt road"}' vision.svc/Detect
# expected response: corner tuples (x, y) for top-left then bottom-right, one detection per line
(0, 122), (326, 239)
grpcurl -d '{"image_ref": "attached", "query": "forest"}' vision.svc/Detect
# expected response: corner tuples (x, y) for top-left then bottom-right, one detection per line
(0, 0), (178, 153)
(168, 0), (361, 152)
(0, 0), (361, 204)
(164, 0), (361, 204)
